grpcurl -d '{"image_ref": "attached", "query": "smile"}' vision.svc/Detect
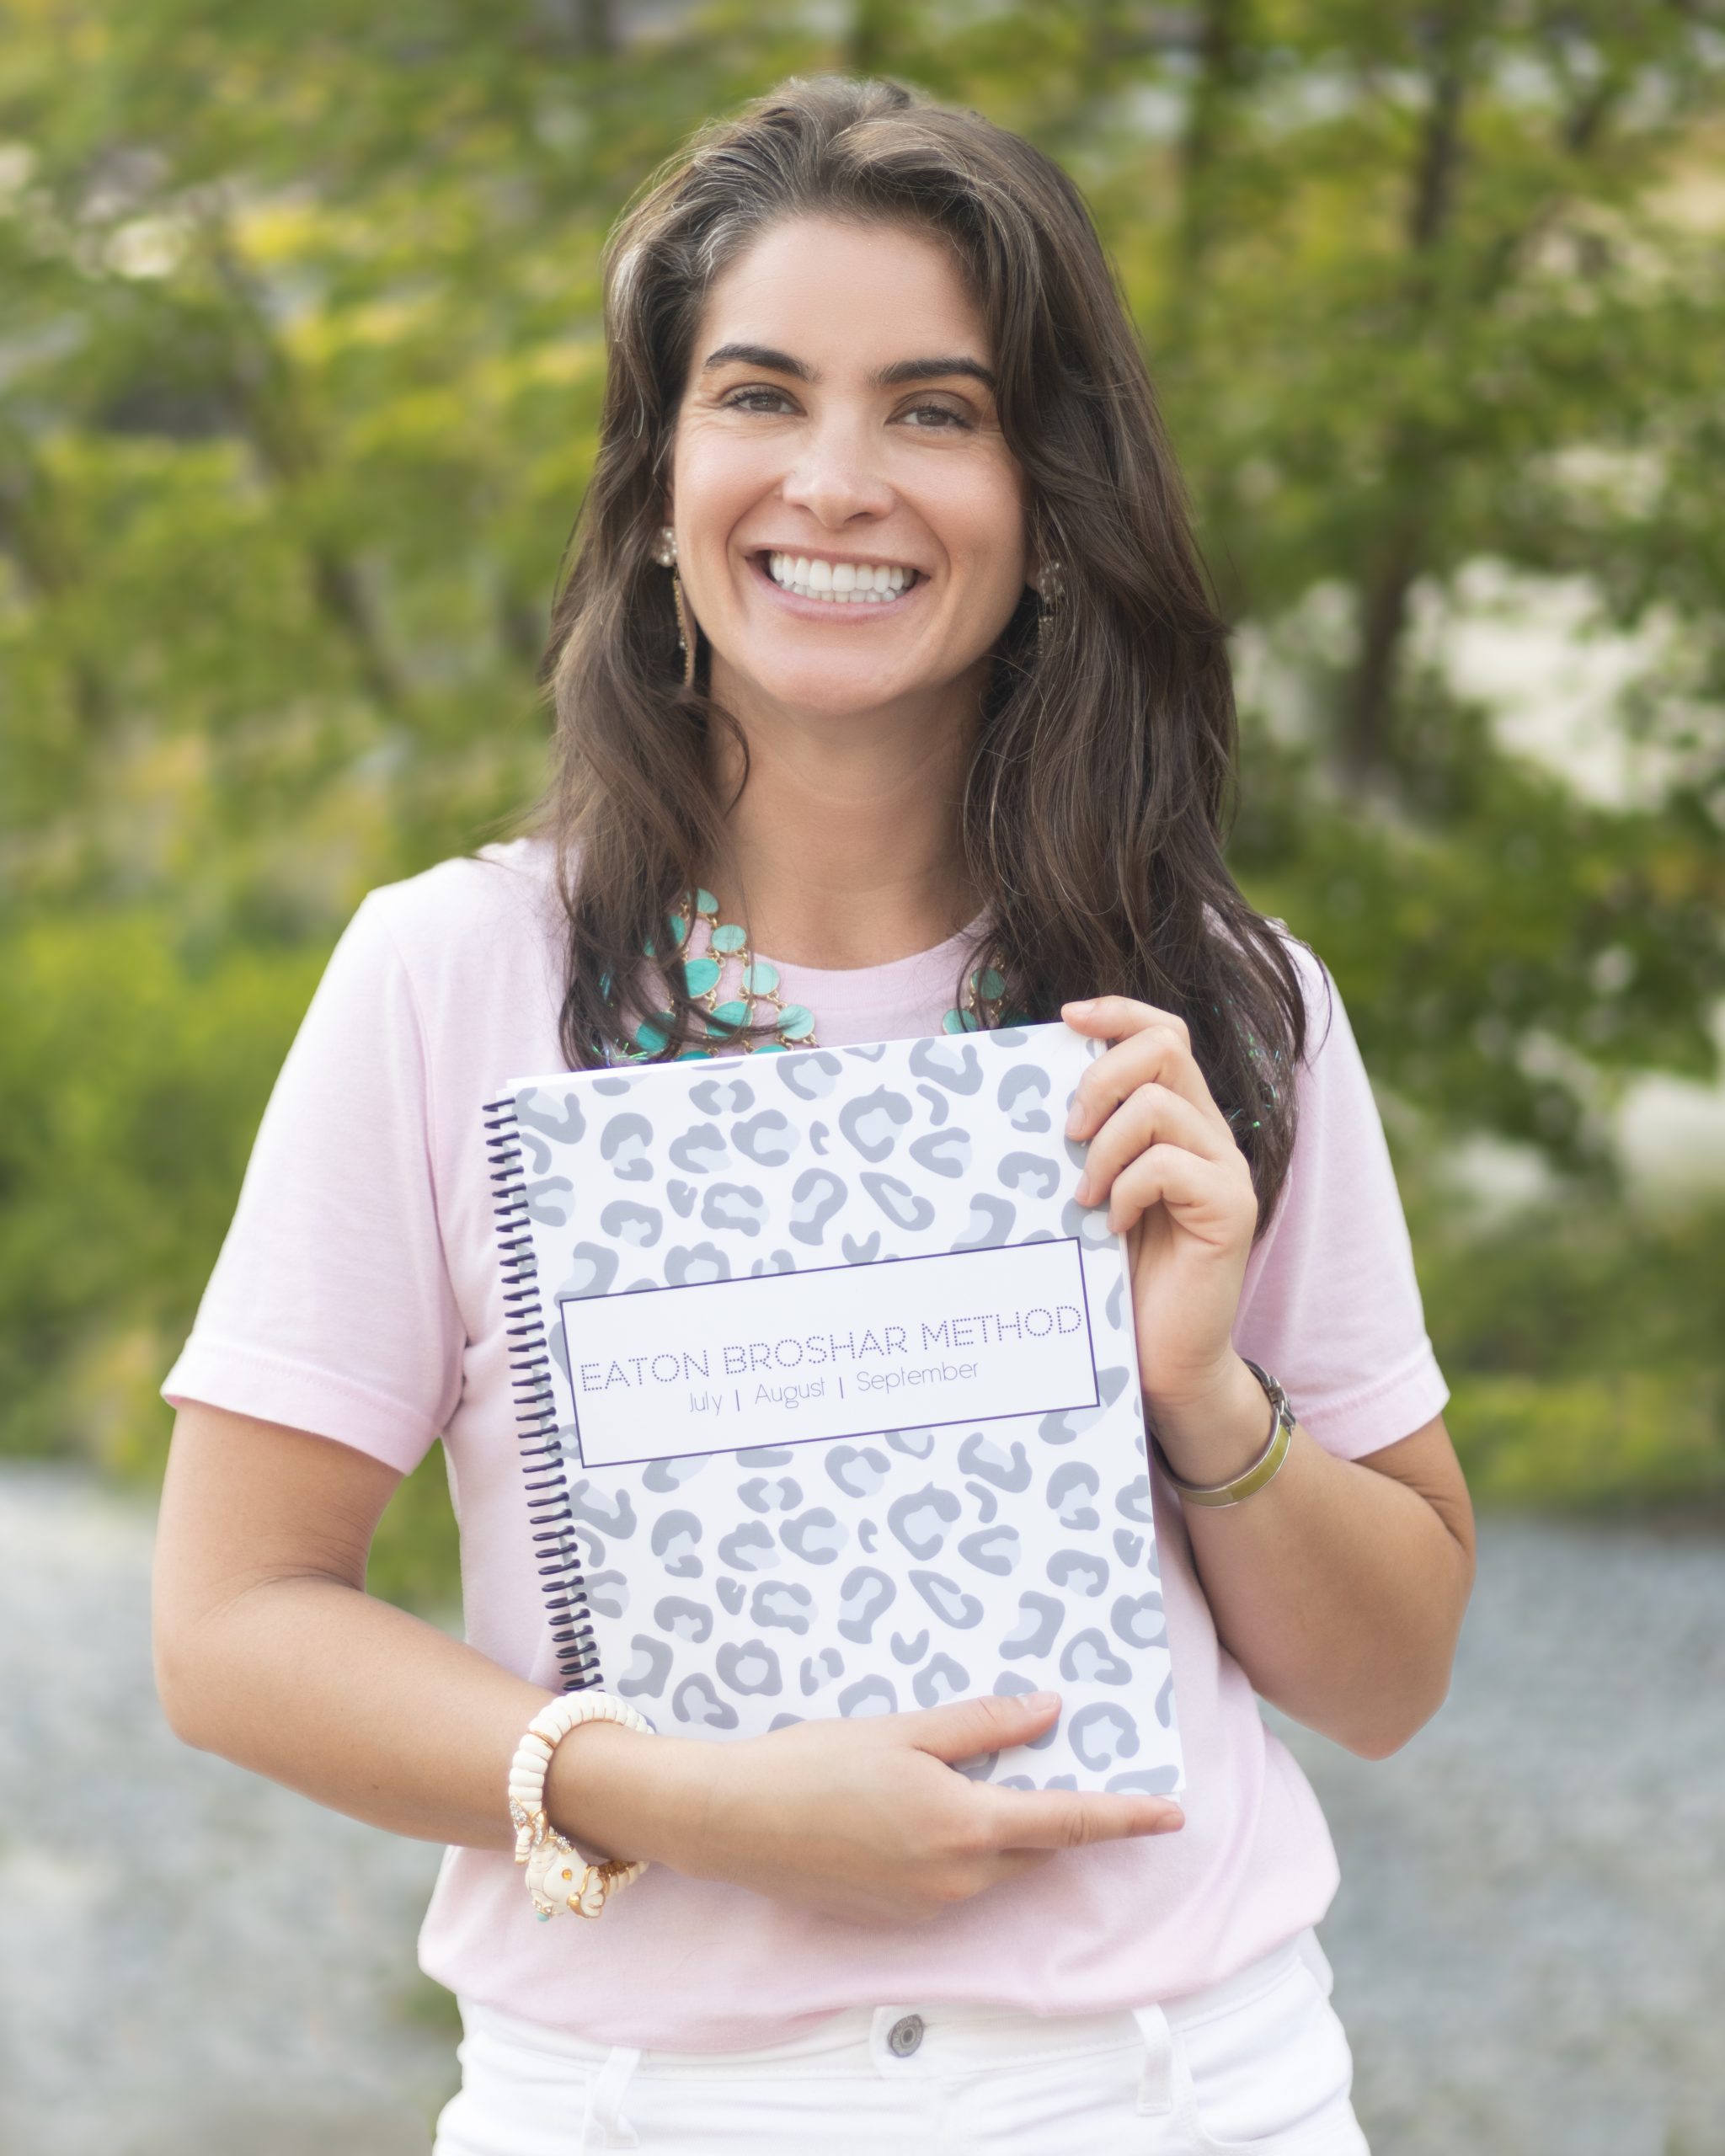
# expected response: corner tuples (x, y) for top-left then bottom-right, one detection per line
(761, 552), (919, 605)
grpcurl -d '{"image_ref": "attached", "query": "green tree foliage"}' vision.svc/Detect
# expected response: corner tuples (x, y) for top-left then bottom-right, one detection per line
(3, 2), (1721, 1542)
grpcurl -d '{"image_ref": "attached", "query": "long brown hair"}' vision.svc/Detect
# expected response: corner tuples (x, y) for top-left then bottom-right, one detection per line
(538, 76), (1310, 1221)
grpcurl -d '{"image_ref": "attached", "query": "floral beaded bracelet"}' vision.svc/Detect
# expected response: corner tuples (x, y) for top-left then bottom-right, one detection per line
(507, 1691), (654, 1921)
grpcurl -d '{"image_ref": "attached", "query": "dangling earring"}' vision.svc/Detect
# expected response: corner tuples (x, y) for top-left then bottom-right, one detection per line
(1033, 558), (1062, 657)
(654, 525), (697, 690)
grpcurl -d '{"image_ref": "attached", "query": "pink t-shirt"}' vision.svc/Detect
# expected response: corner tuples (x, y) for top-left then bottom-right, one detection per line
(163, 837), (1448, 2049)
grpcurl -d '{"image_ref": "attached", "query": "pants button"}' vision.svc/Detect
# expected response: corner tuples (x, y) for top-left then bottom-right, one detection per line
(887, 2014), (925, 2057)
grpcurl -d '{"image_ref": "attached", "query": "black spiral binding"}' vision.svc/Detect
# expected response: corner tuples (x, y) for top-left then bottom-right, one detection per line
(483, 1092), (601, 1693)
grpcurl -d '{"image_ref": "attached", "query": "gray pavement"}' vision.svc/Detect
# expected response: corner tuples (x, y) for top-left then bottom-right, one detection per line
(1, 1467), (1718, 2154)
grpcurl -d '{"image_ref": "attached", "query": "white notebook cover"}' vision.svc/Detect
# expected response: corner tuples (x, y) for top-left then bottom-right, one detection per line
(485, 1023), (1183, 1795)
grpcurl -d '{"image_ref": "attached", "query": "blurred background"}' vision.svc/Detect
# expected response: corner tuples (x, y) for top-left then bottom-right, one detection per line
(2, 3), (1722, 2152)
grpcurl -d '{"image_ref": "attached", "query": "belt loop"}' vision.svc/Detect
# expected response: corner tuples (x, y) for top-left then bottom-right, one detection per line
(581, 2044), (642, 2149)
(1130, 2003), (1173, 2116)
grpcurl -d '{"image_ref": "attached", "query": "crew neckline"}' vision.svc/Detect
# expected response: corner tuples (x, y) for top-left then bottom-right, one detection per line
(764, 914), (988, 1007)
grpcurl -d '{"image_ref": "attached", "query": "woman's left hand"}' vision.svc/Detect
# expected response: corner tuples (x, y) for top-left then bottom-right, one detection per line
(1060, 996), (1258, 1429)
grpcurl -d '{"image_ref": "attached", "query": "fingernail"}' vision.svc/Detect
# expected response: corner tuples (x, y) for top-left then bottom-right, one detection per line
(1064, 999), (1094, 1014)
(1023, 1691), (1060, 1712)
(1073, 1173), (1091, 1203)
(1065, 1107), (1083, 1138)
(1153, 1810), (1185, 1833)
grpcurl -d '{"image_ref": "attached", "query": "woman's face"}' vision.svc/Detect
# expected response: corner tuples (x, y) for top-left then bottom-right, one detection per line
(669, 214), (1031, 726)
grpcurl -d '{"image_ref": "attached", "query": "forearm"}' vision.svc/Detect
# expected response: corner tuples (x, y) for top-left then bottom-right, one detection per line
(1154, 1358), (1473, 1758)
(154, 1568), (692, 1860)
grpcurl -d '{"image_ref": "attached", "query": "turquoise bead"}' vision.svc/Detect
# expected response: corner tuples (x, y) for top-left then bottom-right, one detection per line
(633, 1013), (673, 1053)
(711, 922), (747, 954)
(975, 966), (1006, 1001)
(679, 956), (721, 996)
(943, 1007), (980, 1033)
(676, 1047), (713, 1060)
(666, 914), (687, 944)
(753, 1040), (788, 1054)
(695, 888), (718, 915)
(744, 959), (778, 994)
(710, 998), (751, 1027)
(777, 1004), (814, 1039)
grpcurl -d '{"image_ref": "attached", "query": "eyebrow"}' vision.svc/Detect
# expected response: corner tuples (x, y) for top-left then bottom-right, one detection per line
(702, 343), (996, 391)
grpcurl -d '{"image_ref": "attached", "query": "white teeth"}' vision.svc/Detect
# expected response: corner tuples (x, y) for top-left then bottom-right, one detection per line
(763, 553), (918, 602)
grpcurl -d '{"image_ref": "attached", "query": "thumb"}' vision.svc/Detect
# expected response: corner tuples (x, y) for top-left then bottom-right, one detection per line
(904, 1689), (1060, 1766)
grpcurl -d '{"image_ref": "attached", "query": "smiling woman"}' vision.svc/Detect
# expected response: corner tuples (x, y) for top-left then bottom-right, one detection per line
(153, 74), (1472, 2156)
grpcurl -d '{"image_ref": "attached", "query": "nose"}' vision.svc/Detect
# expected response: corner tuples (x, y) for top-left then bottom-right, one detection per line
(779, 411), (896, 529)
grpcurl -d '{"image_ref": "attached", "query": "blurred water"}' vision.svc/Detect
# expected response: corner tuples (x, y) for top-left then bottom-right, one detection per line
(2, 1467), (1718, 2154)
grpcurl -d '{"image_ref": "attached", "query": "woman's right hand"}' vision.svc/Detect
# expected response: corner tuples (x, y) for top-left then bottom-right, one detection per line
(552, 1691), (1183, 1927)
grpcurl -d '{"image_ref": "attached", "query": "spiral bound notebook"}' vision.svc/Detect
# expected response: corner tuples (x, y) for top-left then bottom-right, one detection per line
(483, 1023), (1183, 1794)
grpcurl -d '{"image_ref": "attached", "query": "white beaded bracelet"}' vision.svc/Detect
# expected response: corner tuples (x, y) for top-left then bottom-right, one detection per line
(507, 1690), (654, 1921)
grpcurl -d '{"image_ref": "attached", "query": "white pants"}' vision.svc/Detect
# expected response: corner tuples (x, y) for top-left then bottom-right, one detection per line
(433, 1927), (1370, 2155)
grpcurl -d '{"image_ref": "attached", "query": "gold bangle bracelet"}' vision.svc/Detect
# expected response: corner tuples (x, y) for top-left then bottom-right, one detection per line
(1149, 1361), (1296, 1508)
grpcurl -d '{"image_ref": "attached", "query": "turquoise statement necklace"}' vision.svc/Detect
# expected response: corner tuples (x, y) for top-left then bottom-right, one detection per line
(622, 889), (1018, 1060)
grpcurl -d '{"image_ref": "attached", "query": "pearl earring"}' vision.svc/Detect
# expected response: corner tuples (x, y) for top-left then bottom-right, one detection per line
(653, 526), (677, 568)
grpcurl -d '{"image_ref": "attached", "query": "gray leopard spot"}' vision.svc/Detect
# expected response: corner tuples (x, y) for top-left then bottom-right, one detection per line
(965, 1480), (998, 1524)
(1047, 1462), (1102, 1530)
(952, 1195), (1016, 1251)
(664, 1241), (731, 1283)
(515, 1127), (553, 1176)
(716, 1521), (778, 1572)
(643, 1454), (708, 1492)
(809, 1122), (830, 1154)
(908, 1129), (971, 1178)
(838, 1086), (913, 1164)
(1108, 1767), (1181, 1795)
(958, 1527), (1021, 1576)
(914, 1654), (969, 1708)
(601, 1113), (654, 1182)
(1045, 1774), (1078, 1790)
(600, 1199), (662, 1248)
(667, 1178), (697, 1218)
(887, 1485), (961, 1560)
(860, 1172), (935, 1231)
(571, 1483), (638, 1539)
(750, 1248), (797, 1276)
(799, 1646), (844, 1696)
(957, 1432), (1032, 1492)
(585, 1570), (628, 1620)
(993, 1671), (1060, 1748)
(1116, 1475), (1156, 1524)
(1114, 1529), (1146, 1569)
(997, 1065), (1051, 1132)
(558, 1244), (618, 1301)
(1061, 1194), (1116, 1251)
(769, 1713), (805, 1732)
(1156, 1672), (1177, 1729)
(650, 1509), (702, 1577)
(1049, 1550), (1109, 1598)
(986, 1028), (1032, 1049)
(751, 1582), (814, 1634)
(702, 1182), (766, 1235)
(858, 1519), (879, 1553)
(825, 1444), (890, 1497)
(669, 1123), (729, 1175)
(733, 1110), (798, 1166)
(653, 1595), (713, 1643)
(914, 1083), (949, 1126)
(1098, 1365), (1131, 1407)
(838, 1675), (898, 1718)
(999, 1151), (1060, 1199)
(910, 1569), (985, 1630)
(908, 1039), (984, 1095)
(777, 1051), (844, 1102)
(526, 1177), (574, 1225)
(689, 1076), (754, 1116)
(890, 1629), (930, 1664)
(1069, 1702), (1140, 1771)
(841, 1230), (883, 1264)
(617, 1636), (671, 1699)
(572, 1529), (605, 1570)
(845, 1043), (889, 1061)
(740, 1476), (803, 1513)
(1105, 1274), (1124, 1329)
(737, 1447), (794, 1466)
(671, 1673), (739, 1729)
(1060, 1629), (1132, 1685)
(716, 1577), (745, 1614)
(997, 1774), (1036, 1790)
(1001, 1592), (1064, 1659)
(836, 1566), (895, 1644)
(1111, 1592), (1167, 1648)
(716, 1639), (782, 1696)
(516, 1090), (586, 1145)
(954, 1752), (998, 1782)
(788, 1168), (846, 1246)
(781, 1508), (847, 1565)
(590, 1075), (633, 1097)
(886, 1428), (935, 1459)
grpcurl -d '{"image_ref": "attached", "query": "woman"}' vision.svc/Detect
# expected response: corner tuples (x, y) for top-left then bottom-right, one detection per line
(154, 77), (1474, 2154)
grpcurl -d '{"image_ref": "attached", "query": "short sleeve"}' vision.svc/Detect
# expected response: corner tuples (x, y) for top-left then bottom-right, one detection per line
(162, 892), (464, 1473)
(1234, 950), (1449, 1460)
